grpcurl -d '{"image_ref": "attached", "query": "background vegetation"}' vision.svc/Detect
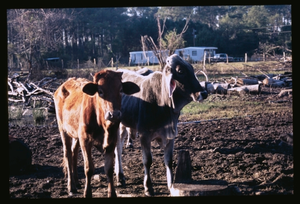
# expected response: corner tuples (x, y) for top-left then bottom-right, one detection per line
(7, 5), (291, 72)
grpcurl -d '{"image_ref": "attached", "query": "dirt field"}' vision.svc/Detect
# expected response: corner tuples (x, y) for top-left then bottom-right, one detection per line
(9, 89), (293, 198)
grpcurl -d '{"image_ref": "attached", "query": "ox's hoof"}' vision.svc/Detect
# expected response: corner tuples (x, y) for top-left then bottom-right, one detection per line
(68, 190), (78, 198)
(144, 188), (154, 197)
(117, 174), (126, 187)
(125, 143), (133, 149)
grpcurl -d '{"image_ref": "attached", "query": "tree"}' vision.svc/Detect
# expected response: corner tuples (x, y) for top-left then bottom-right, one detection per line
(7, 9), (73, 73)
(141, 7), (192, 68)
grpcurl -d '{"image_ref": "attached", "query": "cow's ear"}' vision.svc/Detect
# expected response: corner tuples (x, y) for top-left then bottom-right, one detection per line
(122, 82), (140, 95)
(82, 83), (98, 96)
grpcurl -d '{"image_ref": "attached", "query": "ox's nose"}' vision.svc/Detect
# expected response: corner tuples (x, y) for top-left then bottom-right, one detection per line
(105, 110), (122, 121)
(201, 90), (208, 100)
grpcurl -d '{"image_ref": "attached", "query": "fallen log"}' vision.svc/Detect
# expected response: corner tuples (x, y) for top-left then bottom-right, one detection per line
(170, 180), (231, 196)
(278, 89), (292, 98)
(228, 84), (261, 95)
(237, 78), (259, 85)
(200, 81), (214, 94)
(212, 83), (230, 94)
(263, 78), (285, 87)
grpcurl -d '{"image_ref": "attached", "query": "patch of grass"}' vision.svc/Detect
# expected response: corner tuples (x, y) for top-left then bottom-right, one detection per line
(8, 106), (23, 120)
(33, 108), (47, 124)
(179, 94), (291, 122)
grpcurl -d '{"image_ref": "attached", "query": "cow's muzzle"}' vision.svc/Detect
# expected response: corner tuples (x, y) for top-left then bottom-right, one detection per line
(105, 110), (122, 122)
(192, 90), (208, 102)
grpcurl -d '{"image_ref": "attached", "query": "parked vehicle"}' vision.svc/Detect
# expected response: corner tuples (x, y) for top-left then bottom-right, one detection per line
(211, 53), (233, 62)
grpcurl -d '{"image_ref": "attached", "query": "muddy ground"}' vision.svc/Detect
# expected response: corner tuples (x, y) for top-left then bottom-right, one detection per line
(9, 90), (293, 198)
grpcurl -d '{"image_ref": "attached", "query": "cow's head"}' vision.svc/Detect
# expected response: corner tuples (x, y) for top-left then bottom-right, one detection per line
(163, 54), (207, 105)
(82, 70), (139, 122)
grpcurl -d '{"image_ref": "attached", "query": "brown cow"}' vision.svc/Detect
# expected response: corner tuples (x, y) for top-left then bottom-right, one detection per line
(53, 69), (139, 198)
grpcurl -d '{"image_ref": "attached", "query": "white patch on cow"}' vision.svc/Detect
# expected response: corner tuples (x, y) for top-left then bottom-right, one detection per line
(165, 73), (176, 98)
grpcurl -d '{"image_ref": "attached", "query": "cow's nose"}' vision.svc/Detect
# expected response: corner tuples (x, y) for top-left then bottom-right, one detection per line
(105, 111), (122, 121)
(201, 90), (208, 100)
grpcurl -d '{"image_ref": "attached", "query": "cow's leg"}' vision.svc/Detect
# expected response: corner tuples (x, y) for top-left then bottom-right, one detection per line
(114, 124), (126, 186)
(140, 135), (154, 196)
(105, 147), (117, 197)
(79, 136), (94, 198)
(71, 138), (81, 189)
(164, 139), (174, 190)
(60, 131), (77, 196)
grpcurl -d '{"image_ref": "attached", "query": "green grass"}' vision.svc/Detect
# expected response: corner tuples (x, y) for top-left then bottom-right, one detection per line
(179, 94), (291, 121)
(8, 106), (23, 120)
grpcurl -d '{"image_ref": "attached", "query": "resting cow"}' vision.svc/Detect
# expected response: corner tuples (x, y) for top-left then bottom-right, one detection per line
(53, 70), (139, 198)
(114, 54), (208, 196)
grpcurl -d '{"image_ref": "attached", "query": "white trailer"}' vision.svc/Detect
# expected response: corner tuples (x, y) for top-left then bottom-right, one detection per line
(129, 47), (217, 65)
(174, 47), (218, 62)
(129, 50), (168, 65)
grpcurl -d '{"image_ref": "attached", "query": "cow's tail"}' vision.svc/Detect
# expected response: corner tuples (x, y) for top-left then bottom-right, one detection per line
(61, 158), (68, 178)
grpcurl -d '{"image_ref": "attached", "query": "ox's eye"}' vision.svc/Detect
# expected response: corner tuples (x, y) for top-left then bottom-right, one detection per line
(176, 66), (184, 75)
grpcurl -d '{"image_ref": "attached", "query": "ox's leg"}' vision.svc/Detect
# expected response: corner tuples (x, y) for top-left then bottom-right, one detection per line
(60, 132), (77, 196)
(140, 135), (154, 196)
(114, 124), (127, 187)
(71, 138), (81, 189)
(79, 136), (94, 198)
(105, 147), (117, 197)
(164, 139), (174, 190)
(125, 127), (134, 148)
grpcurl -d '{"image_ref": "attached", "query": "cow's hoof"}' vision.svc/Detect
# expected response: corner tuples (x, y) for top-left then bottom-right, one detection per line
(108, 190), (117, 198)
(117, 180), (126, 187)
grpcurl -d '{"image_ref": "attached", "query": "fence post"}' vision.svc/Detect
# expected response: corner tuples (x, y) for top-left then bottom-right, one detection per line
(245, 53), (247, 63)
(226, 54), (228, 64)
(61, 59), (64, 69)
(94, 58), (96, 68)
(77, 59), (79, 69)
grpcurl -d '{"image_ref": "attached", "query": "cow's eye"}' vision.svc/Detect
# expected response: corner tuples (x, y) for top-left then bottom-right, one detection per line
(98, 89), (104, 97)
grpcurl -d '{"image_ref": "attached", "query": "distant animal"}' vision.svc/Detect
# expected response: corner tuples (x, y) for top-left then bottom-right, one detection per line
(53, 70), (139, 198)
(114, 54), (208, 196)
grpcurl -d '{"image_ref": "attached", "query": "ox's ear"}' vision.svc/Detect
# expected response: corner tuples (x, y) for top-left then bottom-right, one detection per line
(122, 82), (140, 95)
(82, 83), (98, 96)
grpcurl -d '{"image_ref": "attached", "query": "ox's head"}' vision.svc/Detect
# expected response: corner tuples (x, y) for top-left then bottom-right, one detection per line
(82, 70), (139, 122)
(163, 54), (208, 105)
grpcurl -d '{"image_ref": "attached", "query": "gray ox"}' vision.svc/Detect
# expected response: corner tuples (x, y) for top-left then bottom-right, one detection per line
(114, 54), (208, 196)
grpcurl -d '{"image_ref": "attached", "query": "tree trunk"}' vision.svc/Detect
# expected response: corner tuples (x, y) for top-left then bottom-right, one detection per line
(174, 150), (192, 183)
